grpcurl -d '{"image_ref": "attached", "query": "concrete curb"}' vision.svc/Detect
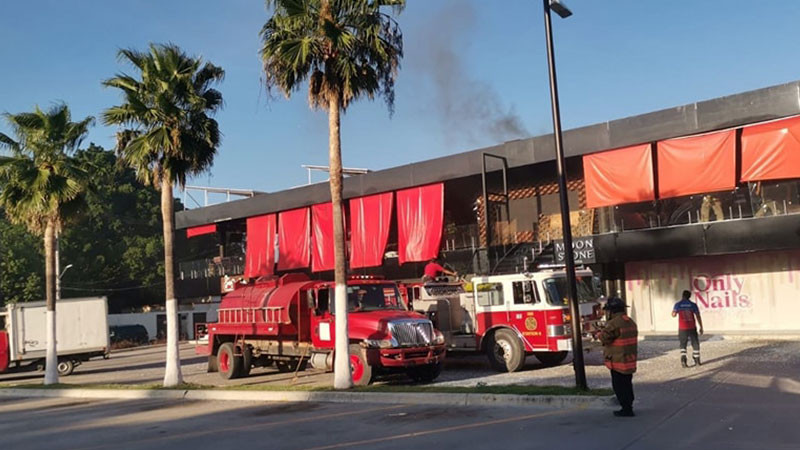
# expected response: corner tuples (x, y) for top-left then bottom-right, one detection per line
(0, 388), (615, 410)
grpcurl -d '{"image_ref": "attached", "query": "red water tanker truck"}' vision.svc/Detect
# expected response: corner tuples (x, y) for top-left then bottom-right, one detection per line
(196, 274), (446, 385)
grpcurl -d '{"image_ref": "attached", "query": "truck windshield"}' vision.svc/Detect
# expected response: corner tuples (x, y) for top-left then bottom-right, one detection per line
(342, 284), (406, 312)
(543, 276), (598, 306)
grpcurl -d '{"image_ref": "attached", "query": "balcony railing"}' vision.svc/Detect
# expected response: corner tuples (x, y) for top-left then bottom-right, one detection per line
(179, 255), (244, 281)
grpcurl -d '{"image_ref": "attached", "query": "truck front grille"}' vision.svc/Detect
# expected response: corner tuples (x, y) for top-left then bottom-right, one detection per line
(388, 320), (434, 346)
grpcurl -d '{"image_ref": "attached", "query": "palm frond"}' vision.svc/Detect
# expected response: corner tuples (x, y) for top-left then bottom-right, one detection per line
(260, 0), (404, 113)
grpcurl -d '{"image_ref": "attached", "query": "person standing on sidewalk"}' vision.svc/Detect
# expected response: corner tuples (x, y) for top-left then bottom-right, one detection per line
(598, 297), (638, 417)
(672, 290), (704, 367)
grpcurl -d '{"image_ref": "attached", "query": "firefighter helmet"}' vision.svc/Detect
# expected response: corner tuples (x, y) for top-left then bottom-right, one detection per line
(603, 297), (626, 312)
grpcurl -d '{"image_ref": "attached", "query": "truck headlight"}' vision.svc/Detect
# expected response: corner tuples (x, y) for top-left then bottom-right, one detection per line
(433, 329), (445, 345)
(364, 338), (398, 348)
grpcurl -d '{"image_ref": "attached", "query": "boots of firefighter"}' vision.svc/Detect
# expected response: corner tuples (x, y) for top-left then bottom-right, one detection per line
(693, 355), (701, 366)
(614, 408), (635, 417)
(681, 355), (688, 368)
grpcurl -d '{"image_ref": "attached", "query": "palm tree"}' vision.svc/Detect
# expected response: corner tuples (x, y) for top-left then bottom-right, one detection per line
(102, 43), (224, 387)
(0, 104), (93, 385)
(260, 0), (404, 389)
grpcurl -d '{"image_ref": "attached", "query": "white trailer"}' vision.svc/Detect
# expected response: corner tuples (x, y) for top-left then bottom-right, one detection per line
(0, 297), (110, 376)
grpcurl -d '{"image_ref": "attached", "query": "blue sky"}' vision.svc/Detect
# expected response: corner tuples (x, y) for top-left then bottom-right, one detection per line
(2, 0), (800, 198)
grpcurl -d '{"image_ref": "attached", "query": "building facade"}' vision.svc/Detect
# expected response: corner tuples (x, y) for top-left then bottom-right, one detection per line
(176, 80), (800, 333)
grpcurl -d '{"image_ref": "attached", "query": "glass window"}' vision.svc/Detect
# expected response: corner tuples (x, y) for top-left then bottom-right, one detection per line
(543, 276), (598, 306)
(331, 284), (406, 313)
(512, 281), (537, 304)
(475, 283), (504, 306)
(750, 180), (800, 216)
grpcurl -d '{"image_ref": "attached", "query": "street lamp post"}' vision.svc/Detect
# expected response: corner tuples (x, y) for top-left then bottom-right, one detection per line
(541, 0), (588, 390)
(55, 231), (73, 302)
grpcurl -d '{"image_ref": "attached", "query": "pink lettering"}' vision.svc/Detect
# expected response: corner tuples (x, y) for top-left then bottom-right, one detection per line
(692, 275), (710, 292)
(733, 277), (744, 293)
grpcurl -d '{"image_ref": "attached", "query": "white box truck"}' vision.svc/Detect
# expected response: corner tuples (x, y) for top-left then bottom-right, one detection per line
(0, 297), (110, 376)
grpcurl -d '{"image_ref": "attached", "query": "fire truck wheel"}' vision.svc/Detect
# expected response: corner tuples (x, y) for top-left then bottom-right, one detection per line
(217, 342), (242, 379)
(349, 344), (373, 386)
(56, 359), (74, 376)
(240, 346), (252, 377)
(486, 329), (526, 372)
(407, 362), (442, 383)
(534, 351), (568, 366)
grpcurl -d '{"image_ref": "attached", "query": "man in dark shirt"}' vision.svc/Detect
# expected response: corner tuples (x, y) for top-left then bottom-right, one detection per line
(422, 258), (456, 282)
(672, 290), (704, 367)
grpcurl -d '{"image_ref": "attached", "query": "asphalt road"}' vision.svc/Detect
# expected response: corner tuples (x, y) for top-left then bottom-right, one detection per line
(1, 338), (798, 449)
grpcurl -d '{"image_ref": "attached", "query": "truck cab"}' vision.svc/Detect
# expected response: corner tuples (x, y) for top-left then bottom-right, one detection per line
(406, 269), (603, 372)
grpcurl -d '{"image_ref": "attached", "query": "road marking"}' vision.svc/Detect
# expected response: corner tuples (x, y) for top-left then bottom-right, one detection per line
(73, 403), (407, 450)
(306, 407), (581, 450)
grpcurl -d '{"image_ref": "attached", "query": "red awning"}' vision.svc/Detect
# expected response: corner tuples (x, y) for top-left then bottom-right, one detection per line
(278, 208), (310, 270)
(584, 144), (655, 208)
(186, 223), (216, 238)
(657, 130), (736, 198)
(397, 183), (444, 265)
(741, 116), (800, 182)
(245, 214), (276, 278)
(349, 193), (393, 269)
(311, 203), (335, 272)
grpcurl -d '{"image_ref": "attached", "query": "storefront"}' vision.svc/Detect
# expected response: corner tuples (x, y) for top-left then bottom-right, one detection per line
(626, 250), (800, 332)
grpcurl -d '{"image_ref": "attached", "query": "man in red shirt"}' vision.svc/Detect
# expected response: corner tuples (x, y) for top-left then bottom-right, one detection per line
(422, 258), (456, 282)
(672, 290), (704, 367)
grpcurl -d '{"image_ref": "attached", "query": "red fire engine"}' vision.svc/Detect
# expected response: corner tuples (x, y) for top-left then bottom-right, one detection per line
(196, 273), (446, 385)
(403, 269), (603, 372)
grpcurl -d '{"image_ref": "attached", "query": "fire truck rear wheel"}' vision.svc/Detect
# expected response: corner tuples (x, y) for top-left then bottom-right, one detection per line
(240, 346), (253, 377)
(534, 351), (569, 366)
(217, 342), (242, 379)
(349, 344), (372, 386)
(486, 329), (526, 372)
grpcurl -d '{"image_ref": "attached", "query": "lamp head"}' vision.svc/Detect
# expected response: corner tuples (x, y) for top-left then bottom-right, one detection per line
(550, 0), (572, 18)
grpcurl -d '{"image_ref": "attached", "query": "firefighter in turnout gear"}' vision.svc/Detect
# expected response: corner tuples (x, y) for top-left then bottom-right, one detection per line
(598, 297), (638, 417)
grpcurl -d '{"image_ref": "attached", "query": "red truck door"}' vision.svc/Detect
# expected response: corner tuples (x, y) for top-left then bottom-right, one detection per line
(308, 287), (335, 350)
(505, 280), (548, 351)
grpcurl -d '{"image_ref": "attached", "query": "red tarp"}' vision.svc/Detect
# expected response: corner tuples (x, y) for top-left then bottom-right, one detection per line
(584, 144), (655, 208)
(311, 203), (335, 272)
(186, 223), (216, 238)
(397, 183), (444, 265)
(657, 130), (736, 198)
(741, 116), (800, 182)
(245, 214), (276, 278)
(278, 208), (310, 270)
(349, 193), (393, 269)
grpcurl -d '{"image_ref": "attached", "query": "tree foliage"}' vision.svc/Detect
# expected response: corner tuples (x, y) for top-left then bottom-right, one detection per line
(0, 144), (168, 311)
(260, 0), (404, 112)
(0, 104), (93, 234)
(102, 43), (224, 188)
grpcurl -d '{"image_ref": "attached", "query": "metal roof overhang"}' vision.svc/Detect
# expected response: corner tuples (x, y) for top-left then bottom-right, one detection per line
(176, 80), (800, 229)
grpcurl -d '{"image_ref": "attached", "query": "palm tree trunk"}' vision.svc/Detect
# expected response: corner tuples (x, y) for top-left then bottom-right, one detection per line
(161, 174), (183, 387)
(329, 92), (352, 389)
(43, 220), (58, 385)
